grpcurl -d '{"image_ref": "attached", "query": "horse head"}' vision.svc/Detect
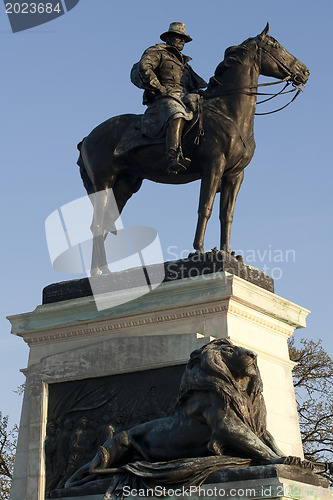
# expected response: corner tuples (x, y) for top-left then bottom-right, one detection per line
(254, 23), (310, 85)
(206, 24), (309, 97)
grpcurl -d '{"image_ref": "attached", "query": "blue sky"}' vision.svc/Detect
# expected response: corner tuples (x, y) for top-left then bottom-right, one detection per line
(1, 0), (332, 426)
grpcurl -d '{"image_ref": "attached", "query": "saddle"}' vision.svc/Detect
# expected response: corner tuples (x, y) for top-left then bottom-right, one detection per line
(114, 116), (163, 158)
(114, 101), (202, 159)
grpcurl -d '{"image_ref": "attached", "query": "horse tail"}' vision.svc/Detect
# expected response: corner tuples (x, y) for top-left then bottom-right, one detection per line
(77, 138), (94, 195)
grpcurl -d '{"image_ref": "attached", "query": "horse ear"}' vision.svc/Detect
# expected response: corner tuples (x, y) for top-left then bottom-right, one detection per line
(258, 22), (269, 39)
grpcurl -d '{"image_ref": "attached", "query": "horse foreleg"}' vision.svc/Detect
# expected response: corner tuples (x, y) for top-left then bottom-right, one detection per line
(193, 165), (224, 253)
(220, 171), (244, 253)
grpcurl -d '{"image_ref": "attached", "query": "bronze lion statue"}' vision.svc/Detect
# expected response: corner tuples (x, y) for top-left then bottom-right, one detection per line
(65, 339), (306, 490)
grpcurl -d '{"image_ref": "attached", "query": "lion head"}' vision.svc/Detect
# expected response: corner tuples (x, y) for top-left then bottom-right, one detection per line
(177, 338), (267, 438)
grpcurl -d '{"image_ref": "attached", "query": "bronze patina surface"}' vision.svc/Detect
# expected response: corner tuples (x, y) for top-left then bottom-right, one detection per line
(77, 24), (309, 276)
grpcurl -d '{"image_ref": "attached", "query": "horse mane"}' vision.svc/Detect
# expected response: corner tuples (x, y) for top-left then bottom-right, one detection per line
(204, 38), (258, 97)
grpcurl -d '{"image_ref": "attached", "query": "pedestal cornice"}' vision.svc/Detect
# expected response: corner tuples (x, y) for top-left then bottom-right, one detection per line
(7, 273), (309, 346)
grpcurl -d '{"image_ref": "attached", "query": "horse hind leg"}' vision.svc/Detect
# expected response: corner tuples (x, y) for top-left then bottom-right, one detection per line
(100, 176), (143, 237)
(90, 180), (117, 276)
(102, 188), (121, 236)
(91, 177), (143, 276)
(112, 176), (143, 215)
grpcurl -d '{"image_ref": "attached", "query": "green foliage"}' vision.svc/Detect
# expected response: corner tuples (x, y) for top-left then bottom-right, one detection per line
(0, 412), (17, 500)
(289, 337), (333, 463)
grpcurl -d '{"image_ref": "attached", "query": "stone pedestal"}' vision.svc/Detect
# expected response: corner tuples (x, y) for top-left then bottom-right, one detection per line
(8, 271), (310, 500)
(49, 465), (331, 500)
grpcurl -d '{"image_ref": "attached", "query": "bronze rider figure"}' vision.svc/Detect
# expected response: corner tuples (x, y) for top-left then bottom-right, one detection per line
(133, 22), (207, 174)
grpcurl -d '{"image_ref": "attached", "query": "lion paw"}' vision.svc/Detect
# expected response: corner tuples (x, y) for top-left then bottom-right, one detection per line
(283, 456), (314, 470)
(117, 430), (131, 447)
(98, 446), (110, 469)
(208, 440), (223, 455)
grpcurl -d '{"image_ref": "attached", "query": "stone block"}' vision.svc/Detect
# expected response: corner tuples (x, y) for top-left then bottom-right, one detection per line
(8, 272), (310, 500)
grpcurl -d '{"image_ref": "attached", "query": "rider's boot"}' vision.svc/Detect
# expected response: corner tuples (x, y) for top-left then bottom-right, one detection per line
(166, 117), (191, 174)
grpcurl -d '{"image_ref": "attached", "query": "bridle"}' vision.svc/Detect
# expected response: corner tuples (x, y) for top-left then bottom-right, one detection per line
(210, 38), (305, 116)
(254, 39), (304, 114)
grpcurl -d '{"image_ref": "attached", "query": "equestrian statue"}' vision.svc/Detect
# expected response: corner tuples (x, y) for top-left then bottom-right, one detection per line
(77, 23), (309, 276)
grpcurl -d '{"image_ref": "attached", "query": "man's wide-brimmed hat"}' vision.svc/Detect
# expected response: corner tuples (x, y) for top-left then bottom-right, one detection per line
(160, 22), (192, 43)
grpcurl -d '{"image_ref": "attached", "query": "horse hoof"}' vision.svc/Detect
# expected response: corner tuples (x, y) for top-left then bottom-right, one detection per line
(194, 248), (205, 255)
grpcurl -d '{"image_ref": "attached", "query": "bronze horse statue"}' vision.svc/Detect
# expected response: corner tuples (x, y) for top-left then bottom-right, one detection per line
(78, 24), (309, 275)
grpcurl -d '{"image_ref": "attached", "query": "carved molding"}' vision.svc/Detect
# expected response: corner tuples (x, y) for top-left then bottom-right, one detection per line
(24, 304), (230, 345)
(23, 300), (294, 346)
(228, 304), (294, 337)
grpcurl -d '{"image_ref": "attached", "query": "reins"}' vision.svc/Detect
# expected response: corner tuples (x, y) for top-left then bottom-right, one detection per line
(256, 81), (290, 103)
(255, 86), (302, 115)
(212, 74), (291, 92)
(210, 75), (304, 115)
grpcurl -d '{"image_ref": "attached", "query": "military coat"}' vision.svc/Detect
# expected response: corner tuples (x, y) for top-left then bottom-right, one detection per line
(132, 43), (206, 138)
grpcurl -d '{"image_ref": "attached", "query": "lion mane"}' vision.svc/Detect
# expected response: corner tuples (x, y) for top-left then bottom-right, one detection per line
(177, 338), (267, 440)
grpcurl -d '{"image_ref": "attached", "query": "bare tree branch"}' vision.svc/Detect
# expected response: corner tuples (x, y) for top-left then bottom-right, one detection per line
(289, 337), (333, 466)
(0, 412), (17, 500)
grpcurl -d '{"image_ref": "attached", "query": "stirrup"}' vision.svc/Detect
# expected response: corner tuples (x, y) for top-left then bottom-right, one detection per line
(167, 156), (191, 175)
